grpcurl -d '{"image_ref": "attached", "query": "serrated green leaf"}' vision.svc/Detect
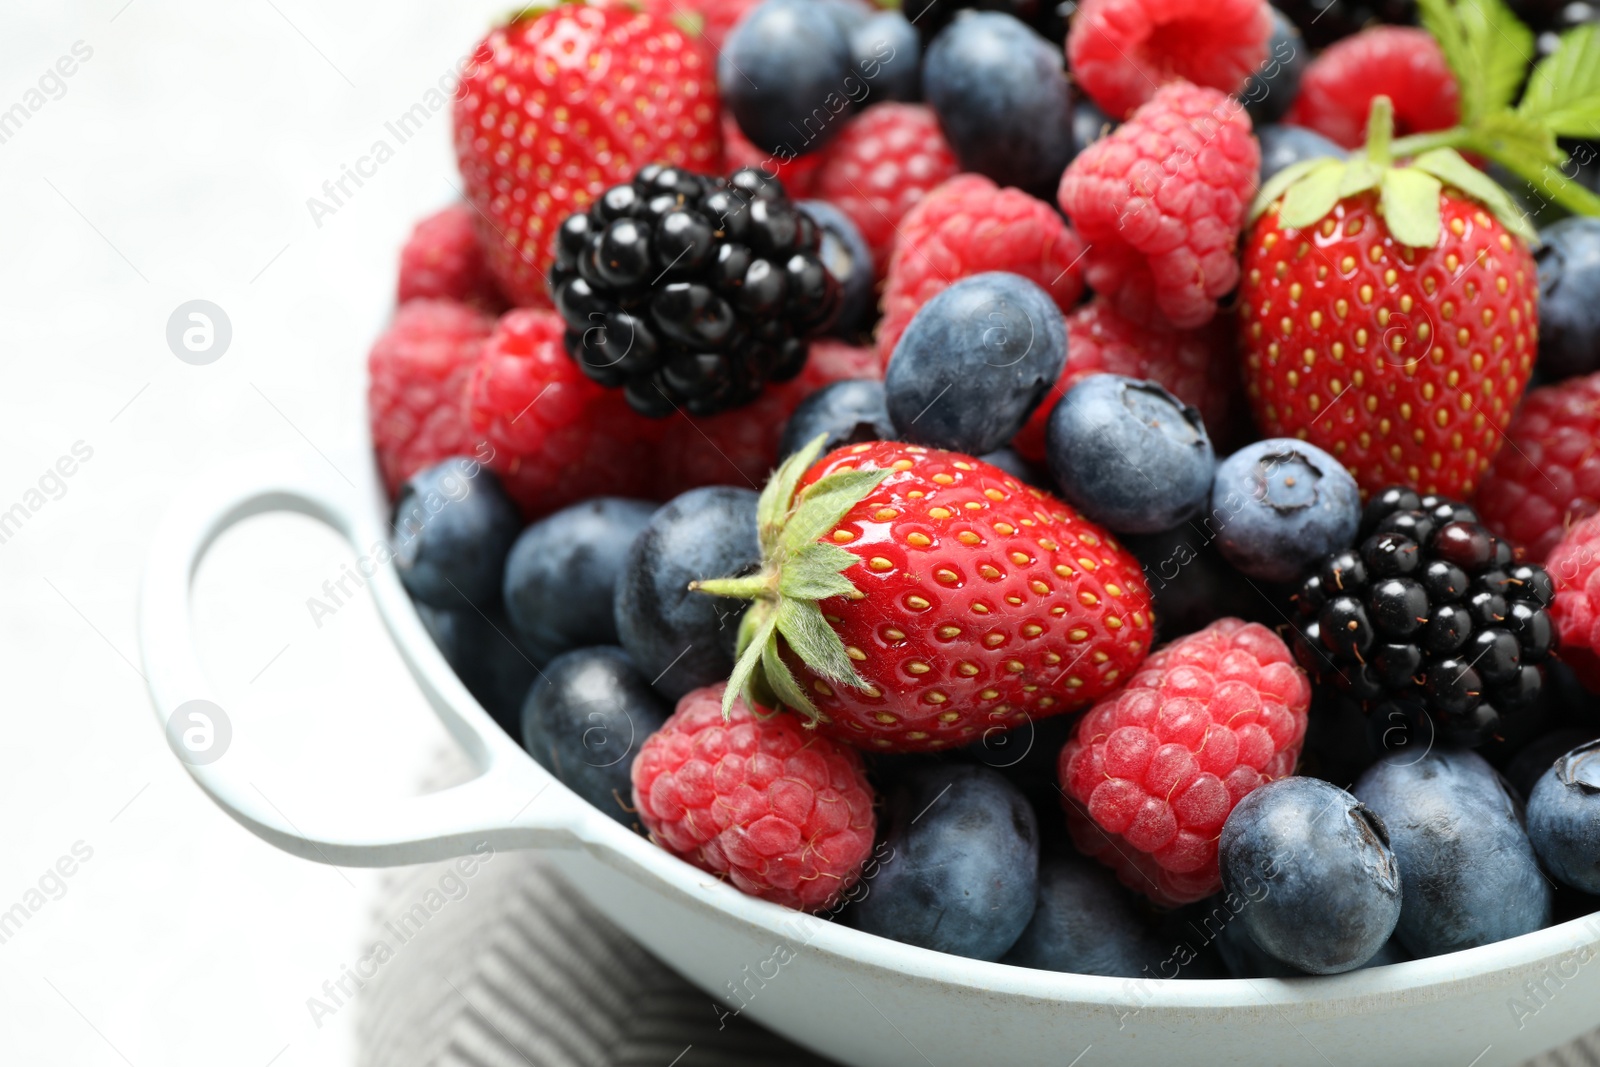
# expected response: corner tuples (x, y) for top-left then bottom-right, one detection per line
(757, 435), (828, 553)
(1380, 168), (1444, 247)
(1417, 0), (1473, 108)
(776, 597), (866, 689)
(779, 467), (890, 555)
(778, 543), (860, 600)
(1338, 158), (1383, 198)
(1519, 23), (1600, 137)
(1410, 148), (1540, 240)
(1250, 157), (1341, 220)
(762, 637), (818, 719)
(724, 605), (778, 718)
(1278, 159), (1348, 230)
(1419, 0), (1534, 123)
(1473, 110), (1562, 166)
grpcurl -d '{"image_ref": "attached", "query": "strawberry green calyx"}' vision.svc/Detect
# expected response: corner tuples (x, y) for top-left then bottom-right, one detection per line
(690, 435), (890, 721)
(1251, 95), (1537, 246)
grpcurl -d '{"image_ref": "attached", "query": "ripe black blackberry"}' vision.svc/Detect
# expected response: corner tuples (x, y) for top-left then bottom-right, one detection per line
(1289, 487), (1557, 747)
(549, 165), (840, 418)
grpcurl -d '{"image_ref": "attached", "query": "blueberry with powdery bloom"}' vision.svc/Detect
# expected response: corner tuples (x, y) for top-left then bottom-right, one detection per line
(720, 0), (858, 157)
(1209, 437), (1362, 583)
(1257, 124), (1346, 185)
(800, 200), (877, 339)
(1001, 852), (1164, 977)
(393, 457), (522, 611)
(1527, 739), (1600, 893)
(1241, 9), (1307, 125)
(777, 379), (894, 461)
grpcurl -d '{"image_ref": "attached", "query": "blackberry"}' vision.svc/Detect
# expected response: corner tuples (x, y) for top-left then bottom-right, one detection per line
(1290, 487), (1557, 747)
(549, 165), (840, 418)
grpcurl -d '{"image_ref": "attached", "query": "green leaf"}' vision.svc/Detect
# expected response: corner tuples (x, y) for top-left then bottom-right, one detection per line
(1379, 167), (1444, 247)
(779, 467), (890, 556)
(1410, 148), (1540, 240)
(1418, 0), (1534, 123)
(757, 435), (827, 553)
(1278, 159), (1348, 230)
(776, 597), (867, 689)
(778, 542), (861, 601)
(723, 605), (778, 718)
(762, 637), (818, 720)
(1250, 157), (1336, 220)
(1338, 158), (1383, 198)
(1473, 111), (1562, 166)
(1519, 23), (1600, 137)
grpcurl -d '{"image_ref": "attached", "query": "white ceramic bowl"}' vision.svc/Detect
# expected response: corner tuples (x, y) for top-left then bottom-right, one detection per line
(140, 450), (1600, 1067)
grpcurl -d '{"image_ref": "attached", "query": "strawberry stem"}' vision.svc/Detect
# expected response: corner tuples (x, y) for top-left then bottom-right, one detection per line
(690, 574), (774, 599)
(1364, 96), (1395, 168)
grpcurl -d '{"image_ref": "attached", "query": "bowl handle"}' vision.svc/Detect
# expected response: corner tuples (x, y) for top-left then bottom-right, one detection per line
(137, 456), (587, 867)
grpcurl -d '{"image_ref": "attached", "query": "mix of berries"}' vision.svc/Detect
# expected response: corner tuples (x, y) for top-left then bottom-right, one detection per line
(367, 0), (1600, 983)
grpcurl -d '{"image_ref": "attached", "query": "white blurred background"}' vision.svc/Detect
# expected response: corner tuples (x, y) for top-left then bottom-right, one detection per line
(0, 2), (505, 1061)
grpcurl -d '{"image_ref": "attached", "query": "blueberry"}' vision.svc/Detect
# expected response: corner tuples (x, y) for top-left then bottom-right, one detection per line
(720, 0), (856, 157)
(851, 765), (1039, 960)
(884, 271), (1067, 454)
(777, 379), (894, 461)
(1219, 777), (1402, 974)
(416, 605), (538, 735)
(520, 647), (670, 827)
(1070, 98), (1113, 156)
(1000, 854), (1163, 977)
(1213, 909), (1307, 977)
(1353, 747), (1552, 957)
(1535, 217), (1600, 379)
(1508, 728), (1600, 799)
(392, 458), (522, 611)
(978, 446), (1049, 488)
(851, 10), (921, 103)
(922, 11), (1075, 197)
(503, 498), (657, 663)
(1257, 124), (1346, 186)
(1528, 739), (1600, 893)
(1241, 10), (1306, 125)
(1209, 438), (1362, 583)
(615, 487), (761, 701)
(799, 200), (876, 338)
(1045, 375), (1215, 534)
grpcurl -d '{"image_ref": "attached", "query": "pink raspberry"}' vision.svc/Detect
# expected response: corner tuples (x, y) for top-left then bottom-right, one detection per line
(632, 683), (878, 912)
(1286, 27), (1459, 150)
(1475, 373), (1600, 563)
(368, 300), (495, 497)
(876, 174), (1086, 366)
(1058, 618), (1311, 907)
(1012, 297), (1241, 462)
(1068, 0), (1273, 120)
(1547, 513), (1600, 692)
(396, 204), (505, 311)
(1058, 82), (1258, 330)
(812, 103), (961, 277)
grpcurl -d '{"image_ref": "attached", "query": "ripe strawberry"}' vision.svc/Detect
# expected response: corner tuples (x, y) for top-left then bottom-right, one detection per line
(693, 439), (1155, 752)
(452, 5), (722, 308)
(1240, 97), (1539, 500)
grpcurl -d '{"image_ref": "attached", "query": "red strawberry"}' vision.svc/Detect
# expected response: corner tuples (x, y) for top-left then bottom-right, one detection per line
(693, 440), (1155, 752)
(368, 299), (496, 496)
(452, 5), (722, 308)
(655, 339), (880, 498)
(396, 204), (504, 312)
(465, 308), (663, 519)
(1011, 297), (1242, 462)
(1240, 97), (1539, 500)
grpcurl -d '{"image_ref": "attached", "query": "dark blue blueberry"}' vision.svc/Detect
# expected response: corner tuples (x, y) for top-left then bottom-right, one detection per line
(851, 11), (921, 103)
(520, 646), (670, 827)
(393, 457), (521, 611)
(614, 486), (761, 701)
(1241, 9), (1306, 125)
(416, 604), (538, 735)
(503, 497), (657, 663)
(1070, 98), (1113, 157)
(799, 200), (876, 338)
(1213, 908), (1306, 978)
(1045, 375), (1215, 534)
(884, 271), (1067, 454)
(1209, 438), (1362, 583)
(1535, 216), (1600, 380)
(720, 0), (856, 157)
(922, 11), (1075, 197)
(1528, 739), (1600, 893)
(1001, 853), (1162, 976)
(851, 765), (1039, 960)
(1353, 747), (1552, 957)
(1220, 777), (1402, 974)
(1257, 124), (1346, 186)
(778, 379), (894, 461)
